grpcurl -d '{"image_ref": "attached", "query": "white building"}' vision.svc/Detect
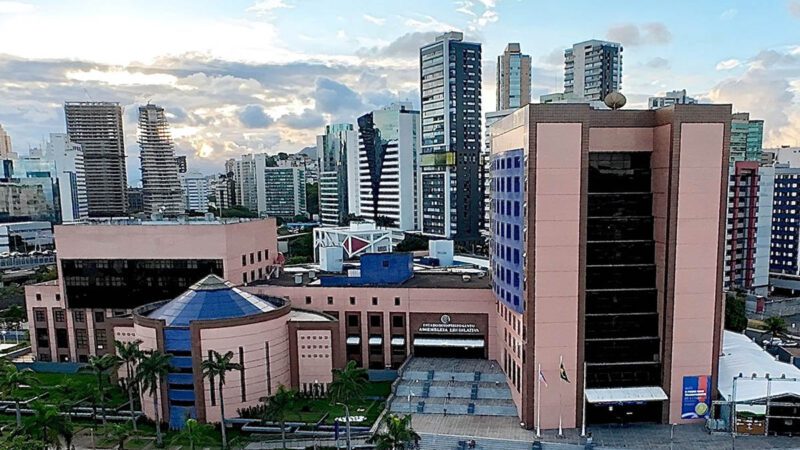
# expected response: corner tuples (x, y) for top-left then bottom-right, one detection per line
(356, 103), (420, 231)
(0, 124), (12, 158)
(180, 171), (211, 213)
(317, 124), (359, 226)
(137, 104), (183, 217)
(564, 39), (622, 101)
(770, 147), (800, 168)
(233, 154), (258, 211)
(648, 90), (697, 109)
(45, 133), (88, 222)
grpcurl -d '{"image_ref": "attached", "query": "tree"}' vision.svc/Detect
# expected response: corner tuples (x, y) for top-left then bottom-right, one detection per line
(0, 435), (40, 450)
(104, 423), (134, 450)
(0, 364), (38, 427)
(80, 354), (120, 426)
(170, 418), (215, 450)
(725, 292), (748, 332)
(261, 385), (296, 450)
(764, 316), (788, 340)
(2, 305), (25, 338)
(396, 234), (428, 252)
(289, 233), (313, 260)
(115, 340), (143, 431)
(21, 402), (63, 450)
(375, 216), (397, 229)
(305, 183), (319, 216)
(370, 414), (420, 450)
(329, 360), (368, 404)
(201, 350), (242, 449)
(136, 350), (172, 447)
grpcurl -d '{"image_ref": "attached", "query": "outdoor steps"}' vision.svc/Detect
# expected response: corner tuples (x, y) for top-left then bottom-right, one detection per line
(395, 381), (513, 400)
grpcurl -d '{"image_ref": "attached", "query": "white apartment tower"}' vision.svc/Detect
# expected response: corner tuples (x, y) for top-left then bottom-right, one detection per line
(180, 171), (211, 213)
(564, 39), (623, 101)
(356, 103), (420, 231)
(137, 104), (184, 217)
(45, 133), (88, 222)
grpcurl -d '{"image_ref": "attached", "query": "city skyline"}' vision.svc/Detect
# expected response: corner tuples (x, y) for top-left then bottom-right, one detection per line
(0, 0), (799, 183)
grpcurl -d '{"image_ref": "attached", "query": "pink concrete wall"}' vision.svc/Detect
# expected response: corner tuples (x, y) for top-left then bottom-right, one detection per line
(113, 325), (138, 379)
(589, 128), (653, 152)
(199, 317), (291, 424)
(668, 123), (725, 423)
(297, 330), (333, 386)
(133, 324), (160, 421)
(534, 123), (582, 429)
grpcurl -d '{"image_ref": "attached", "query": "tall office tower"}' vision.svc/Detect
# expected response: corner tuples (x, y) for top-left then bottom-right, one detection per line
(357, 103), (420, 231)
(564, 40), (623, 101)
(648, 90), (697, 109)
(137, 104), (184, 217)
(180, 171), (211, 213)
(723, 162), (774, 295)
(64, 102), (128, 216)
(45, 133), (88, 222)
(769, 165), (800, 281)
(419, 31), (482, 243)
(233, 155), (258, 212)
(317, 123), (359, 226)
(730, 112), (764, 164)
(496, 43), (531, 111)
(175, 155), (187, 174)
(490, 103), (729, 429)
(0, 124), (12, 157)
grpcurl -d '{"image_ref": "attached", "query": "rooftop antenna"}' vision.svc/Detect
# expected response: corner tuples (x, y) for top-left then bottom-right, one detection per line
(82, 88), (93, 101)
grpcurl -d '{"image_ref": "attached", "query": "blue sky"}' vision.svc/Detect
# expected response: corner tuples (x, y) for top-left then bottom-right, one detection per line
(0, 0), (798, 183)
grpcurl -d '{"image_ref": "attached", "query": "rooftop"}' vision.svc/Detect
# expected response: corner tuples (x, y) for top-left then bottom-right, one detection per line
(251, 270), (491, 289)
(58, 217), (262, 226)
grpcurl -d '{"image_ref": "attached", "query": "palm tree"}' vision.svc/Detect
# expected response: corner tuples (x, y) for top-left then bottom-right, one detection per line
(170, 418), (215, 450)
(114, 340), (143, 430)
(0, 364), (38, 427)
(136, 350), (172, 447)
(370, 414), (420, 450)
(764, 316), (788, 340)
(261, 385), (296, 450)
(201, 350), (242, 449)
(21, 402), (64, 450)
(57, 416), (75, 450)
(80, 354), (120, 426)
(329, 360), (368, 404)
(104, 423), (134, 450)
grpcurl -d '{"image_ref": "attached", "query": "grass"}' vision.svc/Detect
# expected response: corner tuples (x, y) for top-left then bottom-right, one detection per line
(289, 397), (384, 426)
(363, 380), (392, 398)
(0, 371), (127, 407)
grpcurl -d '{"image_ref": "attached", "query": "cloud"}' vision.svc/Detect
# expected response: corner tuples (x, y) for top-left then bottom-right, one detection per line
(246, 0), (292, 15)
(790, 1), (800, 18)
(645, 57), (670, 69)
(238, 105), (274, 128)
(313, 77), (364, 114)
(716, 59), (741, 70)
(606, 22), (672, 46)
(356, 31), (439, 60)
(720, 8), (737, 20)
(455, 0), (500, 31)
(362, 14), (385, 25)
(404, 14), (457, 32)
(0, 1), (33, 14)
(279, 109), (325, 129)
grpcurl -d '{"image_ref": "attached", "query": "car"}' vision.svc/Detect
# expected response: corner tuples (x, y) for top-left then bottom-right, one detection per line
(763, 338), (784, 346)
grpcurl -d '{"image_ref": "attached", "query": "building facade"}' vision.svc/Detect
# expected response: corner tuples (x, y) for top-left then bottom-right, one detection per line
(490, 103), (729, 428)
(496, 43), (531, 111)
(419, 31), (482, 243)
(179, 171), (211, 213)
(564, 40), (622, 101)
(127, 188), (143, 214)
(64, 102), (128, 217)
(25, 218), (279, 363)
(233, 155), (258, 212)
(175, 155), (187, 174)
(769, 165), (800, 277)
(648, 90), (697, 109)
(260, 165), (307, 219)
(0, 183), (51, 221)
(138, 104), (184, 217)
(0, 124), (12, 158)
(357, 103), (420, 231)
(483, 109), (515, 231)
(730, 112), (764, 164)
(46, 133), (88, 222)
(317, 124), (359, 226)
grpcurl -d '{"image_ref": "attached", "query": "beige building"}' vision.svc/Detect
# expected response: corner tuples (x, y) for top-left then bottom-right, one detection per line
(496, 43), (531, 111)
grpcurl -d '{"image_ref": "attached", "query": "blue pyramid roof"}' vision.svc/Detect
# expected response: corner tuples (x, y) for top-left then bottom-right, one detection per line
(148, 275), (279, 327)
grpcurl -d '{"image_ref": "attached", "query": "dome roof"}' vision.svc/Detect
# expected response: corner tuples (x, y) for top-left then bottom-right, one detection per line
(147, 275), (280, 327)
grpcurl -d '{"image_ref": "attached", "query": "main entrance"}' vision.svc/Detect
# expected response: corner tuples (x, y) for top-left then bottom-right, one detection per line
(412, 335), (486, 359)
(409, 312), (489, 359)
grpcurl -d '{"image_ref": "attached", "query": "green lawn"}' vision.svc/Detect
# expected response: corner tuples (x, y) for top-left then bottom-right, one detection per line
(288, 397), (384, 426)
(363, 380), (392, 398)
(0, 371), (127, 407)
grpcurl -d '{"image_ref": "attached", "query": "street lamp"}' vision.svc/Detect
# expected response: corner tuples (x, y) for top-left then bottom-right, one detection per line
(335, 402), (352, 450)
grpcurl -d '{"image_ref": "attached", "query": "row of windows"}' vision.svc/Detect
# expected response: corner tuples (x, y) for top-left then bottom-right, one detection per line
(304, 296), (402, 307)
(242, 249), (271, 267)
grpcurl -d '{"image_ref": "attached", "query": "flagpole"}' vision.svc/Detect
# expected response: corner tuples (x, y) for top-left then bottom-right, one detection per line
(558, 355), (564, 437)
(536, 362), (541, 438)
(581, 360), (587, 437)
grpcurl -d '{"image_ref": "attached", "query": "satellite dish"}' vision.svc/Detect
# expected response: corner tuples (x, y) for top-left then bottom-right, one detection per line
(604, 91), (627, 110)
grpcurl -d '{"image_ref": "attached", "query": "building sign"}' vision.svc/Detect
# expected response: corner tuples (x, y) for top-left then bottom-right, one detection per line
(681, 375), (711, 419)
(418, 314), (481, 334)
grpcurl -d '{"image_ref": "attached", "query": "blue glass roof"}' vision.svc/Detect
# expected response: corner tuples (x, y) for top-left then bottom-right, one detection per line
(148, 275), (279, 327)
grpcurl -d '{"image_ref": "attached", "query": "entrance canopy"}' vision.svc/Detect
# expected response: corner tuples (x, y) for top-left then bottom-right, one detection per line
(585, 386), (668, 404)
(413, 337), (485, 348)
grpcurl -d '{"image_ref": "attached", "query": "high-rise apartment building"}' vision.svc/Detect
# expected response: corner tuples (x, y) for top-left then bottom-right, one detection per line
(137, 104), (184, 217)
(0, 124), (12, 158)
(64, 102), (128, 217)
(483, 109), (515, 231)
(45, 133), (88, 222)
(317, 123), (359, 226)
(769, 165), (800, 277)
(419, 31), (482, 243)
(260, 165), (307, 219)
(564, 40), (622, 101)
(179, 171), (211, 213)
(496, 43), (531, 111)
(357, 103), (420, 231)
(175, 155), (187, 173)
(649, 90), (697, 109)
(730, 112), (764, 164)
(233, 154), (258, 211)
(724, 161), (773, 294)
(490, 103), (729, 428)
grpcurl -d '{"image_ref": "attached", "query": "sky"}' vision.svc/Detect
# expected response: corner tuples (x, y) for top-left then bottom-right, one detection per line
(0, 0), (799, 185)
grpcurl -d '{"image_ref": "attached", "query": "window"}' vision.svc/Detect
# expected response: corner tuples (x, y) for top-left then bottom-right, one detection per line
(55, 294), (61, 301)
(382, 260), (389, 268)
(53, 310), (65, 323)
(34, 310), (46, 322)
(257, 251), (262, 262)
(250, 270), (255, 281)
(327, 296), (333, 305)
(243, 272), (248, 284)
(370, 315), (381, 328)
(347, 315), (359, 327)
(372, 297), (378, 306)
(35, 293), (41, 301)
(305, 296), (312, 305)
(394, 297), (401, 306)
(250, 253), (254, 264)
(94, 311), (105, 323)
(75, 329), (88, 349)
(392, 315), (404, 328)
(242, 255), (247, 266)
(55, 329), (68, 349)
(350, 297), (356, 305)
(94, 330), (107, 349)
(73, 310), (85, 323)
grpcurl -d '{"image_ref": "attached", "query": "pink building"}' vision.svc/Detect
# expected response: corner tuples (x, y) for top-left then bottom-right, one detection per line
(26, 218), (279, 363)
(489, 103), (730, 429)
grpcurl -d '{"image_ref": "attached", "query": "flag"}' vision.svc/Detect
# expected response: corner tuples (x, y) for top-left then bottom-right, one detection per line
(538, 367), (548, 387)
(559, 356), (570, 383)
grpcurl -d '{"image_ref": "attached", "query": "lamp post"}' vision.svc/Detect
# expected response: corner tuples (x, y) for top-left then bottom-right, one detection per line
(335, 402), (352, 450)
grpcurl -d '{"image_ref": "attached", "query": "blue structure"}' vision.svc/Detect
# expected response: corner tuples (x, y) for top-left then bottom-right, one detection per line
(770, 166), (800, 275)
(145, 275), (281, 429)
(490, 148), (524, 313)
(320, 253), (414, 286)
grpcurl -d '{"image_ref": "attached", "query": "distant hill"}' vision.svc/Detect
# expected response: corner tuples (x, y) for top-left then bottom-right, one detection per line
(297, 146), (316, 159)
